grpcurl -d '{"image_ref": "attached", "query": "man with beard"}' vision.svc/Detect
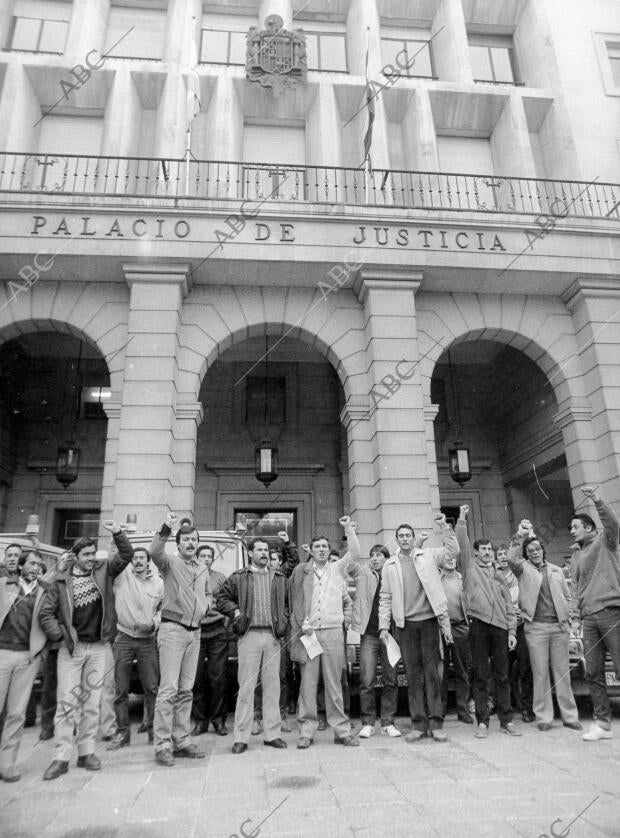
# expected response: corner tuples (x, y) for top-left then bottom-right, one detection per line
(570, 486), (620, 741)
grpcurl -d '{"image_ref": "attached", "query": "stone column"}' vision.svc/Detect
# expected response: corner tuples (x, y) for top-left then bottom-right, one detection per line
(65, 0), (109, 63)
(431, 0), (472, 83)
(110, 263), (193, 529)
(561, 278), (620, 506)
(350, 269), (433, 545)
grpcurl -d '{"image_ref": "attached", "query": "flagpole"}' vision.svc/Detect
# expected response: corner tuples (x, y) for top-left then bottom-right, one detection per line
(363, 26), (373, 205)
(185, 127), (191, 195)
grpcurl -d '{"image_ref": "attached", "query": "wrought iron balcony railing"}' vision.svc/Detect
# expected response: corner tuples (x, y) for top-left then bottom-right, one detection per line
(0, 152), (617, 219)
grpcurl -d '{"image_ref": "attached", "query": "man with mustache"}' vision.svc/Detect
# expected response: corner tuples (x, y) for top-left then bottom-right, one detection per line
(149, 513), (209, 766)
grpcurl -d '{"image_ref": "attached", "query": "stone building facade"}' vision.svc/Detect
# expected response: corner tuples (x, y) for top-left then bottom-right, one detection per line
(0, 0), (618, 560)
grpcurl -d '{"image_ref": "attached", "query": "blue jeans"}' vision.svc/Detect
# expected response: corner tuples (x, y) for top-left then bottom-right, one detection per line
(469, 618), (512, 727)
(113, 632), (159, 735)
(583, 606), (620, 728)
(397, 618), (444, 732)
(359, 632), (397, 726)
(153, 621), (200, 752)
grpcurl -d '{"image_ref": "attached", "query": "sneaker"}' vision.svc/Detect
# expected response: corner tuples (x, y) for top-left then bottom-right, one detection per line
(381, 725), (402, 738)
(500, 722), (522, 737)
(358, 725), (375, 738)
(251, 719), (263, 736)
(297, 737), (312, 749)
(475, 723), (488, 739)
(106, 732), (130, 751)
(582, 723), (613, 741)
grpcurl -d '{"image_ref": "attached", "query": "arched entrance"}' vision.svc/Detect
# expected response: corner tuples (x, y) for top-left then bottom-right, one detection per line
(0, 328), (109, 544)
(195, 334), (348, 550)
(431, 339), (574, 563)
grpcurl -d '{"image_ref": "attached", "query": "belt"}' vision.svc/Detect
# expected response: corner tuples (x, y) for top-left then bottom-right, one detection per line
(161, 617), (199, 631)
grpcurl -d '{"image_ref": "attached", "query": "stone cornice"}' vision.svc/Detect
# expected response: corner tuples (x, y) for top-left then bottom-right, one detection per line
(561, 276), (620, 310)
(553, 400), (593, 430)
(353, 269), (423, 304)
(339, 395), (371, 428)
(122, 262), (193, 297)
(175, 402), (204, 423)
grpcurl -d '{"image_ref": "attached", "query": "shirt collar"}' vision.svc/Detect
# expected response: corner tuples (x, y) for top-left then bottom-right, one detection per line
(249, 564), (269, 574)
(19, 577), (38, 596)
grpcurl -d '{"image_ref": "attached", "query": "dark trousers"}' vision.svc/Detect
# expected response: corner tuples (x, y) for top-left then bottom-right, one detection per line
(40, 647), (58, 735)
(359, 632), (397, 726)
(583, 606), (620, 727)
(510, 623), (533, 712)
(254, 639), (289, 718)
(112, 632), (159, 735)
(441, 621), (471, 716)
(397, 618), (444, 732)
(469, 618), (512, 726)
(191, 624), (229, 725)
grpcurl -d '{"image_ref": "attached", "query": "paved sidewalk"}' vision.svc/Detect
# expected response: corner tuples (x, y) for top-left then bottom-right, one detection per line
(1, 714), (619, 838)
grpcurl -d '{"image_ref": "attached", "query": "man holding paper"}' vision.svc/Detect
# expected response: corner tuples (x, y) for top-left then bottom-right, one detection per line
(289, 520), (360, 749)
(379, 514), (455, 742)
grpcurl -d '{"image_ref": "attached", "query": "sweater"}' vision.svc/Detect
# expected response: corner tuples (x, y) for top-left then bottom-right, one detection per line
(571, 499), (620, 617)
(455, 521), (516, 635)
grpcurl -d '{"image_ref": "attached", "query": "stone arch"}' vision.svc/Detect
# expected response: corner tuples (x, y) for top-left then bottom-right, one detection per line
(178, 284), (368, 401)
(0, 280), (130, 391)
(415, 292), (589, 410)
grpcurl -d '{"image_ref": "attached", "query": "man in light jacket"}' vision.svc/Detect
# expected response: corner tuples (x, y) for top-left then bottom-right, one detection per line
(507, 519), (580, 733)
(0, 549), (47, 782)
(455, 505), (519, 739)
(570, 486), (620, 741)
(149, 513), (209, 766)
(379, 513), (455, 743)
(107, 546), (163, 750)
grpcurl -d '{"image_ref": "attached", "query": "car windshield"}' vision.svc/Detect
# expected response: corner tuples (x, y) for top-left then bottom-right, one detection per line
(203, 539), (239, 578)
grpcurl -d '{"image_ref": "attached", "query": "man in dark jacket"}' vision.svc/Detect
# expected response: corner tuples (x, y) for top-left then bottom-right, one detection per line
(217, 538), (291, 754)
(38, 520), (132, 780)
(570, 486), (620, 741)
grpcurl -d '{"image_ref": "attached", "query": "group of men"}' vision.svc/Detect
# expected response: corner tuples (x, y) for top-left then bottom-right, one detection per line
(0, 485), (618, 783)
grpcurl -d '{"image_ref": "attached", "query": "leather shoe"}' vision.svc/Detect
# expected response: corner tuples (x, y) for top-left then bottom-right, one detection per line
(317, 718), (327, 731)
(280, 716), (292, 733)
(39, 729), (54, 741)
(522, 709), (535, 723)
(43, 760), (69, 781)
(77, 753), (101, 770)
(334, 735), (359, 747)
(173, 743), (205, 759)
(155, 749), (175, 767)
(2, 769), (21, 783)
(297, 737), (312, 749)
(431, 730), (447, 742)
(106, 732), (130, 751)
(458, 714), (474, 725)
(191, 721), (209, 736)
(232, 742), (247, 754)
(538, 722), (552, 731)
(212, 720), (229, 736)
(264, 738), (287, 749)
(563, 721), (583, 731)
(405, 729), (426, 743)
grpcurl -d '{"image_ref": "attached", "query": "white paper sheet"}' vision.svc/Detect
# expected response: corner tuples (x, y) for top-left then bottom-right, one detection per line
(385, 633), (402, 668)
(300, 632), (323, 659)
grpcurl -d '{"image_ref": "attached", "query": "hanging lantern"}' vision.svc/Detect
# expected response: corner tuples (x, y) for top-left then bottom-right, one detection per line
(56, 441), (81, 488)
(255, 441), (278, 487)
(449, 442), (471, 486)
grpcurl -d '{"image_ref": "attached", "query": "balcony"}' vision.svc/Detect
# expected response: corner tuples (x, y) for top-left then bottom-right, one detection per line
(0, 152), (617, 219)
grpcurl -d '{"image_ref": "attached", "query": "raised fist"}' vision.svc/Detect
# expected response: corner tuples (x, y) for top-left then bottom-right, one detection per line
(434, 512), (447, 526)
(459, 505), (470, 520)
(277, 530), (290, 543)
(581, 486), (598, 500)
(339, 515), (351, 528)
(518, 519), (534, 538)
(165, 511), (178, 528)
(102, 520), (120, 534)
